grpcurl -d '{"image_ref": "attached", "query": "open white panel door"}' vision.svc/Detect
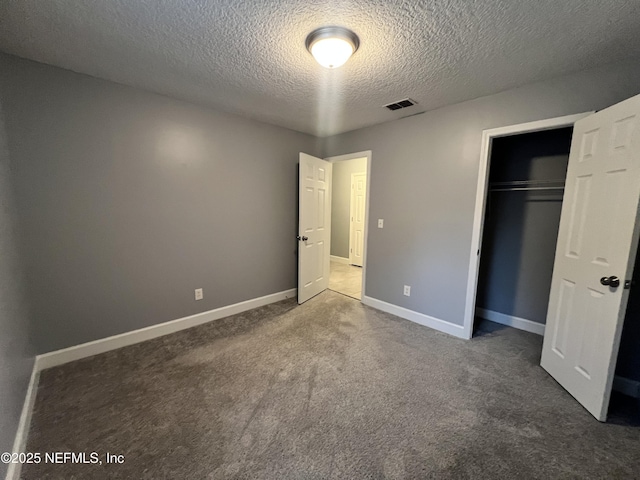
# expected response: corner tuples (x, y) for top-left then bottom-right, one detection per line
(541, 94), (640, 421)
(298, 153), (332, 304)
(349, 173), (367, 267)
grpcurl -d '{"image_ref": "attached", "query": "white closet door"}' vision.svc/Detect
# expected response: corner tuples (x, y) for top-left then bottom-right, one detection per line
(541, 93), (640, 421)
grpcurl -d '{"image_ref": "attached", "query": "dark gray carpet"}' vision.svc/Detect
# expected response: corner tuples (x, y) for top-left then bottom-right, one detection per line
(22, 291), (640, 479)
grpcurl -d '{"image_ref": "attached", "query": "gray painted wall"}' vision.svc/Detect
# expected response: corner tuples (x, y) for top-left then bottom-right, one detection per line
(0, 53), (319, 354)
(0, 101), (34, 479)
(323, 60), (640, 326)
(330, 157), (367, 259)
(476, 128), (572, 324)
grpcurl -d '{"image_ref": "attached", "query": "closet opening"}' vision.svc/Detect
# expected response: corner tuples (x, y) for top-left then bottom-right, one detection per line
(472, 125), (640, 422)
(611, 247), (640, 424)
(474, 127), (573, 336)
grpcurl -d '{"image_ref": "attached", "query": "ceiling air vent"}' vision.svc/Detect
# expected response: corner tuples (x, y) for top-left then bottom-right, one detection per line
(384, 98), (417, 111)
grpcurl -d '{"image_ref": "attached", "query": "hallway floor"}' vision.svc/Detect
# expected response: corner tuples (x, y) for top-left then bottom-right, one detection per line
(328, 260), (362, 299)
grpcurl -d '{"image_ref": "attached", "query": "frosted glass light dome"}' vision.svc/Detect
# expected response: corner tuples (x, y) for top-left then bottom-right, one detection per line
(306, 27), (359, 69)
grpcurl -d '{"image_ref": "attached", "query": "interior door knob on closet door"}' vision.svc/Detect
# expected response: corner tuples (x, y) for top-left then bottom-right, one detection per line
(600, 276), (620, 288)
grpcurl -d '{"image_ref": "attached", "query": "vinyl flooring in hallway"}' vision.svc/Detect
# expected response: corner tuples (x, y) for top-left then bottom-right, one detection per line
(328, 260), (362, 299)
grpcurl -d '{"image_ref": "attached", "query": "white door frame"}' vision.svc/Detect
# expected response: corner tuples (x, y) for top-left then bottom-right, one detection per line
(462, 113), (593, 339)
(325, 150), (372, 300)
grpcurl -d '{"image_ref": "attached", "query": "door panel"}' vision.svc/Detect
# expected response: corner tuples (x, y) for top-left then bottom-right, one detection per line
(541, 94), (640, 421)
(349, 173), (367, 267)
(298, 153), (332, 304)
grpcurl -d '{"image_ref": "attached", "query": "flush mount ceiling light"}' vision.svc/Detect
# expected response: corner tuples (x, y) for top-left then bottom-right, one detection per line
(305, 26), (359, 69)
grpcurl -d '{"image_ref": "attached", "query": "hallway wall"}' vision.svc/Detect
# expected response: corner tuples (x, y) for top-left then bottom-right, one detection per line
(330, 157), (367, 259)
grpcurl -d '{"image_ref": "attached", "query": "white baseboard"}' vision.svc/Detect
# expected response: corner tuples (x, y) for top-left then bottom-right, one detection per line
(5, 288), (297, 480)
(613, 376), (640, 399)
(5, 363), (40, 480)
(330, 255), (350, 265)
(35, 288), (297, 371)
(476, 308), (545, 336)
(362, 296), (467, 339)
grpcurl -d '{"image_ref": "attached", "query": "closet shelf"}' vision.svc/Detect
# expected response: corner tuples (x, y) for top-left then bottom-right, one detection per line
(489, 179), (565, 192)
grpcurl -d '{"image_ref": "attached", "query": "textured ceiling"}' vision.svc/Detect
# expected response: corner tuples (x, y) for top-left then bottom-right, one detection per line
(1, 1), (640, 136)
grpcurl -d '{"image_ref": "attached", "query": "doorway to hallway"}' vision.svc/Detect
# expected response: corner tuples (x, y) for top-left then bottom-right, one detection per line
(297, 150), (371, 305)
(326, 152), (369, 301)
(329, 260), (362, 300)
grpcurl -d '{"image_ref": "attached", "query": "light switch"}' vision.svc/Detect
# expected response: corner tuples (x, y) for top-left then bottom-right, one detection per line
(378, 219), (384, 228)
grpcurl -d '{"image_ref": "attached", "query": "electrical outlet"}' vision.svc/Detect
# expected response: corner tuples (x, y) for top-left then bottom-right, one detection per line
(195, 288), (203, 300)
(378, 219), (384, 228)
(403, 285), (411, 296)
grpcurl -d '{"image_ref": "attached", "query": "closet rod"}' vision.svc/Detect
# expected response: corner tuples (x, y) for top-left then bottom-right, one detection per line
(490, 186), (565, 192)
(490, 179), (566, 187)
